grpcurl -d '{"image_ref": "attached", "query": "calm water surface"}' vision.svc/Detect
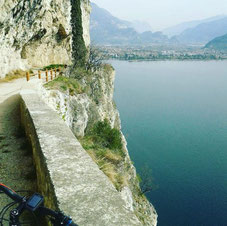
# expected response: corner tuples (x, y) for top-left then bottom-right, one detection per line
(111, 60), (227, 226)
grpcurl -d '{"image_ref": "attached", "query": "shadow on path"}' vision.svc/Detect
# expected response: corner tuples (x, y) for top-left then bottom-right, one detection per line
(0, 94), (37, 224)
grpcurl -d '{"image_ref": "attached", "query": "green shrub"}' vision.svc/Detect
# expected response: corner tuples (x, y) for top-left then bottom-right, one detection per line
(44, 76), (84, 94)
(78, 120), (126, 191)
(42, 64), (66, 71)
(60, 85), (67, 91)
(103, 63), (114, 73)
(92, 119), (123, 150)
(69, 66), (92, 79)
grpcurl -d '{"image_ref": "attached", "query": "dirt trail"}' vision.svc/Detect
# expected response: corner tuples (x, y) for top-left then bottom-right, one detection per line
(0, 80), (37, 224)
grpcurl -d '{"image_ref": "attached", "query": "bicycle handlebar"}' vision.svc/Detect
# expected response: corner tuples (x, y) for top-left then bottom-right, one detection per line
(0, 183), (78, 226)
(0, 183), (23, 202)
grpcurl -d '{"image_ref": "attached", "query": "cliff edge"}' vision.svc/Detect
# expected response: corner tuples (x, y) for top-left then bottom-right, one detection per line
(41, 65), (158, 225)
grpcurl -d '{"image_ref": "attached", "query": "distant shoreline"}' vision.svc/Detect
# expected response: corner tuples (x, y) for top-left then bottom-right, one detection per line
(106, 57), (227, 62)
(99, 46), (227, 62)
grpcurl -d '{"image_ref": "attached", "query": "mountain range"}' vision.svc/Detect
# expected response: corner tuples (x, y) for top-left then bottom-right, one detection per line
(90, 3), (227, 48)
(90, 3), (170, 45)
(205, 33), (227, 50)
(130, 20), (153, 33)
(163, 15), (226, 37)
(174, 17), (227, 44)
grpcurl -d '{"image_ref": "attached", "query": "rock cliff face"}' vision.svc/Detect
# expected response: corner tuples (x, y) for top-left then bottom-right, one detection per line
(0, 0), (90, 78)
(41, 65), (158, 226)
(42, 66), (120, 137)
(81, 0), (91, 48)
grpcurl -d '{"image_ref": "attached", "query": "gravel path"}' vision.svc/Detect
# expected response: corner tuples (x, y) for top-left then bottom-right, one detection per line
(0, 80), (37, 224)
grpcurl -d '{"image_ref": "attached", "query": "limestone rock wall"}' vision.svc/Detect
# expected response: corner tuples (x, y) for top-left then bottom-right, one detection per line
(0, 0), (90, 78)
(41, 66), (120, 137)
(41, 66), (158, 226)
(81, 0), (91, 48)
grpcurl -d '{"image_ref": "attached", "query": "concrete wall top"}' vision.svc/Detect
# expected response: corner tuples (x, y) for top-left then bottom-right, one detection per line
(20, 89), (141, 226)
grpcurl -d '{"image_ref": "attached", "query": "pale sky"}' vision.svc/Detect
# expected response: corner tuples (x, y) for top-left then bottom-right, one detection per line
(91, 0), (227, 30)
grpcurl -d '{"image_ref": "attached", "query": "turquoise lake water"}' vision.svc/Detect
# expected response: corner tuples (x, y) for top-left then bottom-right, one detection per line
(111, 60), (227, 226)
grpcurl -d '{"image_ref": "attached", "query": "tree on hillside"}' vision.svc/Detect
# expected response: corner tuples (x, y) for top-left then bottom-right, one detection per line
(139, 165), (155, 195)
(85, 45), (104, 71)
(71, 0), (87, 67)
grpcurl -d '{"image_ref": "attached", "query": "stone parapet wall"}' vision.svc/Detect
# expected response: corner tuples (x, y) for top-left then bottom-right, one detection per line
(20, 90), (141, 226)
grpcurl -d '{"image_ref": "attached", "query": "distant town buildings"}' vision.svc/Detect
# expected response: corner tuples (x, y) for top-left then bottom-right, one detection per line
(99, 46), (227, 61)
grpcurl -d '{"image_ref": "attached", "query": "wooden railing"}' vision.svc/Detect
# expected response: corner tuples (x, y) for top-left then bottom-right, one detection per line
(26, 67), (62, 82)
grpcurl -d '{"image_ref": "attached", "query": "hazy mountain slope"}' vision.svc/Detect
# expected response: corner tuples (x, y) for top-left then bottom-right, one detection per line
(205, 33), (227, 50)
(90, 3), (132, 31)
(175, 17), (227, 44)
(90, 3), (169, 45)
(90, 3), (137, 44)
(163, 15), (226, 37)
(130, 20), (152, 33)
(140, 31), (169, 44)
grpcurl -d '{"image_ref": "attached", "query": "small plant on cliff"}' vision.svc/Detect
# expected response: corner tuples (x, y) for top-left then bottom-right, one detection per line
(42, 64), (66, 71)
(138, 165), (155, 195)
(92, 119), (123, 151)
(44, 76), (83, 95)
(85, 45), (104, 72)
(79, 119), (126, 190)
(0, 69), (27, 83)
